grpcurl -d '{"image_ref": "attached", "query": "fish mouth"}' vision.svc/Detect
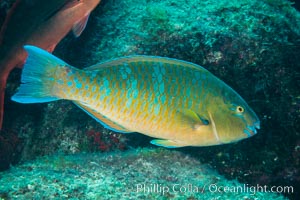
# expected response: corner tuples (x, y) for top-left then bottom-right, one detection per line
(243, 121), (260, 137)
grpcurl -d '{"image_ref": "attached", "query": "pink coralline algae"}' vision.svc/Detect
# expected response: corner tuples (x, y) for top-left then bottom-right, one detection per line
(86, 129), (126, 152)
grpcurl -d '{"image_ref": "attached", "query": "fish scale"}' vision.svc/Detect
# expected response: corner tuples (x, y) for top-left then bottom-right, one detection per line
(12, 46), (260, 147)
(79, 61), (206, 136)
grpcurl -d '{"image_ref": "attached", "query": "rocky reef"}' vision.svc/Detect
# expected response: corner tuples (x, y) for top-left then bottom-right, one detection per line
(0, 148), (289, 199)
(1, 0), (299, 199)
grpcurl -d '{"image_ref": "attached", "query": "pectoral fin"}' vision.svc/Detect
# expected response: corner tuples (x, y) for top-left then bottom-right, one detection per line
(72, 14), (90, 37)
(150, 139), (187, 148)
(177, 109), (209, 130)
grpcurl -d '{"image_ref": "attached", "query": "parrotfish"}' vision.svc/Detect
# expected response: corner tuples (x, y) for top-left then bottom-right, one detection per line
(12, 46), (260, 148)
(0, 0), (101, 129)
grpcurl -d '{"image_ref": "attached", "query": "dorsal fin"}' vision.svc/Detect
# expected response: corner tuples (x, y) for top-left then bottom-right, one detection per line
(85, 55), (209, 72)
(60, 0), (82, 10)
(74, 101), (132, 133)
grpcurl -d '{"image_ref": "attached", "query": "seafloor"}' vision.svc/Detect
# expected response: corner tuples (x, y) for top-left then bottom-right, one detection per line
(0, 0), (299, 199)
(0, 148), (288, 199)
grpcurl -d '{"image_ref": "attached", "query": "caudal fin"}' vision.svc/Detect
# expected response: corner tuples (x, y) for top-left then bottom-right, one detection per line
(11, 45), (69, 103)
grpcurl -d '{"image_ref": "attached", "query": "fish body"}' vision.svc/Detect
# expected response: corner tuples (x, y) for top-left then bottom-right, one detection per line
(12, 46), (260, 148)
(0, 0), (101, 128)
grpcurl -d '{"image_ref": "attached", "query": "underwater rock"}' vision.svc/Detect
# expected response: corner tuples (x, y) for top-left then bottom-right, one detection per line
(0, 129), (20, 171)
(0, 148), (289, 199)
(3, 0), (300, 198)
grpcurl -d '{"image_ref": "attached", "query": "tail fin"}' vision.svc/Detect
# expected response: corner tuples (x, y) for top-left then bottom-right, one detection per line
(11, 45), (69, 103)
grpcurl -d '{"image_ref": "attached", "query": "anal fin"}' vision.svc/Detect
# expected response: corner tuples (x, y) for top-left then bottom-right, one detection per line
(74, 101), (132, 133)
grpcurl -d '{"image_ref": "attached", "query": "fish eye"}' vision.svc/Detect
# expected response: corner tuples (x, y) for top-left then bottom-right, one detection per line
(236, 106), (244, 113)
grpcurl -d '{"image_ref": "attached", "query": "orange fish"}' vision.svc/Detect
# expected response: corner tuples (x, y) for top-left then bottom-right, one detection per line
(0, 0), (101, 129)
